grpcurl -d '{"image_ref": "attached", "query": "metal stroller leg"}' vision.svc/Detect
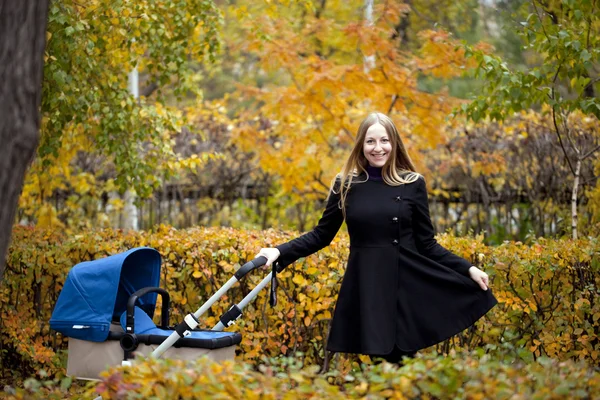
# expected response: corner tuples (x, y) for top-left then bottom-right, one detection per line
(150, 256), (268, 359)
(150, 314), (201, 358)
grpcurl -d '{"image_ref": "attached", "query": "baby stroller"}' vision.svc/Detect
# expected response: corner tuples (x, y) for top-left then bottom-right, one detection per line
(49, 247), (272, 380)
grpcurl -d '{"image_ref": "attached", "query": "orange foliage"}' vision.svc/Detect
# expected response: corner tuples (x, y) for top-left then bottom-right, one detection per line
(2, 225), (599, 384)
(216, 1), (490, 203)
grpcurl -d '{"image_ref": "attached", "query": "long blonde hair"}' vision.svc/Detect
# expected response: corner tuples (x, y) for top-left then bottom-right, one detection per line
(329, 112), (421, 217)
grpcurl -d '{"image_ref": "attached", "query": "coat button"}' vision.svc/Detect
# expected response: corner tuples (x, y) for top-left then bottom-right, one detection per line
(392, 239), (399, 245)
(392, 217), (398, 223)
(395, 196), (402, 201)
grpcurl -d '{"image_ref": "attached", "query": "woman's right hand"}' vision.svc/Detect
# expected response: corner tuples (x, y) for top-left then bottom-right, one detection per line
(255, 248), (281, 267)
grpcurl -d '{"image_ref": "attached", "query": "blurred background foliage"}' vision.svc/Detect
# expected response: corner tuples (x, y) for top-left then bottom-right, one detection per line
(14, 0), (600, 245)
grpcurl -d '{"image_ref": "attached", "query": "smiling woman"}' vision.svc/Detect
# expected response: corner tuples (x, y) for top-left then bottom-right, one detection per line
(256, 112), (498, 365)
(363, 123), (392, 167)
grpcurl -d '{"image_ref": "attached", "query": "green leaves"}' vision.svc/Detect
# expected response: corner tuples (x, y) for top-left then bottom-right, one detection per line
(458, 0), (600, 124)
(40, 0), (223, 197)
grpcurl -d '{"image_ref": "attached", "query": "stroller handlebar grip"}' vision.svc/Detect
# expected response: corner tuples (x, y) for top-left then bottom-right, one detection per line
(234, 256), (268, 280)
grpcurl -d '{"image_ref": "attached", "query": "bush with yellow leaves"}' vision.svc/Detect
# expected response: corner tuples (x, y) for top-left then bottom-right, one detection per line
(1, 225), (599, 385)
(3, 349), (599, 399)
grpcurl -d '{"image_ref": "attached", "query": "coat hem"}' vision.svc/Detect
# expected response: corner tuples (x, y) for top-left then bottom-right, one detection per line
(325, 289), (498, 356)
(397, 290), (499, 352)
(325, 344), (419, 355)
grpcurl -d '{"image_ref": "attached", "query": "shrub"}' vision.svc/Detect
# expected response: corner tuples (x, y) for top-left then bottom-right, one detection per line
(1, 226), (599, 383)
(7, 349), (598, 399)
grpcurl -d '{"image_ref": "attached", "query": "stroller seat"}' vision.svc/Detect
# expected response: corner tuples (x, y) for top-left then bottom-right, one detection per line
(119, 306), (241, 349)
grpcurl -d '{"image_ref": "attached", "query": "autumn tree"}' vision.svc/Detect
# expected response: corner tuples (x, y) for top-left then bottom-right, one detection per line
(218, 0), (487, 223)
(17, 0), (222, 230)
(461, 0), (600, 239)
(0, 1), (50, 281)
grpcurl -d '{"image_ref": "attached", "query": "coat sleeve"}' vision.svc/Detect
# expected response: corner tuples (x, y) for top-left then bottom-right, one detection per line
(275, 179), (344, 270)
(412, 175), (472, 277)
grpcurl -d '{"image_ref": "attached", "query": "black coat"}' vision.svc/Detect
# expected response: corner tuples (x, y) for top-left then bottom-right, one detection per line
(276, 174), (498, 355)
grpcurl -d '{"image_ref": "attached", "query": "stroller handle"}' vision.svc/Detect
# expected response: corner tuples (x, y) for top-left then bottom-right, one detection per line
(234, 256), (268, 280)
(126, 287), (170, 333)
(151, 255), (272, 359)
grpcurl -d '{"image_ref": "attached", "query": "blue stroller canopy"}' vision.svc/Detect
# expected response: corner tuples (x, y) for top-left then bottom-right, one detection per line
(50, 247), (161, 342)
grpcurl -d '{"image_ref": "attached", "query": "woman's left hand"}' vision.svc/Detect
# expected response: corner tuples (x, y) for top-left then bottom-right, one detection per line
(468, 266), (489, 291)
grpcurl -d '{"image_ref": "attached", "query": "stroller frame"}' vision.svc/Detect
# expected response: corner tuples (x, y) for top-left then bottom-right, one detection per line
(124, 255), (271, 360)
(50, 247), (276, 381)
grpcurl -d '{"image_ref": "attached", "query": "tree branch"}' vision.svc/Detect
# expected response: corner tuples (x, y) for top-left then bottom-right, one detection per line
(582, 143), (600, 161)
(314, 0), (327, 19)
(551, 106), (576, 176)
(387, 94), (399, 114)
(549, 63), (577, 176)
(140, 82), (159, 98)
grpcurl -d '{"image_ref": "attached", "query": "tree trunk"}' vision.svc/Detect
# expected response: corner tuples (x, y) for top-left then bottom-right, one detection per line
(0, 0), (50, 282)
(571, 158), (581, 239)
(122, 189), (139, 230)
(363, 0), (375, 73)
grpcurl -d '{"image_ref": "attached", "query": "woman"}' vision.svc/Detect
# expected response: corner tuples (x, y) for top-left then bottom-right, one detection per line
(257, 112), (498, 365)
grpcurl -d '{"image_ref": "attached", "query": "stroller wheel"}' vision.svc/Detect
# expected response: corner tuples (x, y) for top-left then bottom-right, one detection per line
(120, 333), (139, 353)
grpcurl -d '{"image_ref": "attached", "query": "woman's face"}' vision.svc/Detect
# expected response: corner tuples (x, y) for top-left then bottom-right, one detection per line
(363, 123), (392, 167)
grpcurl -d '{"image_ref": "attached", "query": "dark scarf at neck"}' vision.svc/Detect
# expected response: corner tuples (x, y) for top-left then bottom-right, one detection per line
(366, 165), (383, 181)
